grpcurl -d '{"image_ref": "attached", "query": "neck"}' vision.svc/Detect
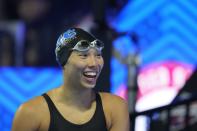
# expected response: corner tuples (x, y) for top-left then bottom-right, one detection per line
(56, 84), (95, 109)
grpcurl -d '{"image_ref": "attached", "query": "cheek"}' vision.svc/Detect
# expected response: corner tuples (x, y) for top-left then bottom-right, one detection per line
(99, 58), (104, 69)
(74, 61), (86, 69)
(69, 56), (85, 69)
(71, 63), (83, 72)
(65, 62), (82, 75)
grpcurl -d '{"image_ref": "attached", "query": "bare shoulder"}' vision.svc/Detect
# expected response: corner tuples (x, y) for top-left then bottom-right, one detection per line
(12, 95), (48, 131)
(18, 95), (47, 114)
(99, 92), (130, 131)
(99, 92), (128, 107)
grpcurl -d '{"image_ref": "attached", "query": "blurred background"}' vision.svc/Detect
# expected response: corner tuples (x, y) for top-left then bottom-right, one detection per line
(0, 0), (197, 131)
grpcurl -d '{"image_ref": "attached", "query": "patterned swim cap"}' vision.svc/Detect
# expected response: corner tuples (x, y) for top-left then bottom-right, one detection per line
(55, 27), (96, 66)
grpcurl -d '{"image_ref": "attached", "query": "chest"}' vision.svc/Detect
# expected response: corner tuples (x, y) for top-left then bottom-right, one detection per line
(55, 102), (97, 124)
(38, 101), (111, 131)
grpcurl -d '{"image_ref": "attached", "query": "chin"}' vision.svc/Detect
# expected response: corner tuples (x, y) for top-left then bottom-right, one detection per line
(82, 82), (96, 89)
(85, 84), (96, 89)
(81, 77), (97, 89)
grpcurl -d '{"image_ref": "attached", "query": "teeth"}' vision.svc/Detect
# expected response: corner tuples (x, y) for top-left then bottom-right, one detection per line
(84, 72), (96, 76)
(84, 71), (97, 78)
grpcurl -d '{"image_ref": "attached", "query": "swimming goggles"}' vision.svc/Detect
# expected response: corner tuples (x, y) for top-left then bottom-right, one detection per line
(72, 39), (104, 52)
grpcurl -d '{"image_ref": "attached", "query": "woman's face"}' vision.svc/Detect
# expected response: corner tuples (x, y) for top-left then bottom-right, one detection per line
(64, 48), (104, 89)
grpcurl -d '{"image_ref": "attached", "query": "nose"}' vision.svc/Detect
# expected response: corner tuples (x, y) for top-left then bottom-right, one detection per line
(87, 55), (97, 67)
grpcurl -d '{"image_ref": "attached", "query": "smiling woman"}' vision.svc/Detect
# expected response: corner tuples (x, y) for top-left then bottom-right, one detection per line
(12, 27), (130, 131)
(65, 47), (103, 89)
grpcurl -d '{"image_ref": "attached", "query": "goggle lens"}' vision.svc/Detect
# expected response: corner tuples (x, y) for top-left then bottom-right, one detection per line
(78, 41), (89, 49)
(72, 40), (104, 52)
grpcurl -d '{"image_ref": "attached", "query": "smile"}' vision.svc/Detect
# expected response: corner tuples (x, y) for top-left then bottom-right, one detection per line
(83, 71), (97, 78)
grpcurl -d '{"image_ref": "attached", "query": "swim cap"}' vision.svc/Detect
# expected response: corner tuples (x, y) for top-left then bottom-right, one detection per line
(55, 28), (96, 66)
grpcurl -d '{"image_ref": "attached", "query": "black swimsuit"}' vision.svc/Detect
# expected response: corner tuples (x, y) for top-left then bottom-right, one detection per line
(42, 93), (108, 131)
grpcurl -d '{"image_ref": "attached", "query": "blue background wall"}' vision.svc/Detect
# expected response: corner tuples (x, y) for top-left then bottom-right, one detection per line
(111, 0), (197, 97)
(0, 68), (63, 131)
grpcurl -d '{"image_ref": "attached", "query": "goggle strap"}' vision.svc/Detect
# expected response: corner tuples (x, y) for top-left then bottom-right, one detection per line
(90, 40), (97, 47)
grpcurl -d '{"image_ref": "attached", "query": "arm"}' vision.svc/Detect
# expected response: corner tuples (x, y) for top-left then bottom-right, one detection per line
(109, 95), (130, 131)
(12, 102), (41, 131)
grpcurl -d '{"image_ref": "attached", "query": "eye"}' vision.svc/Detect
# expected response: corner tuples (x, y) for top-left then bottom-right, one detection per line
(78, 53), (88, 58)
(96, 52), (102, 58)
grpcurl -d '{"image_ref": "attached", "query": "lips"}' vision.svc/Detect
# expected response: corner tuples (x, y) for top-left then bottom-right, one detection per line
(83, 71), (97, 78)
(83, 71), (98, 83)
